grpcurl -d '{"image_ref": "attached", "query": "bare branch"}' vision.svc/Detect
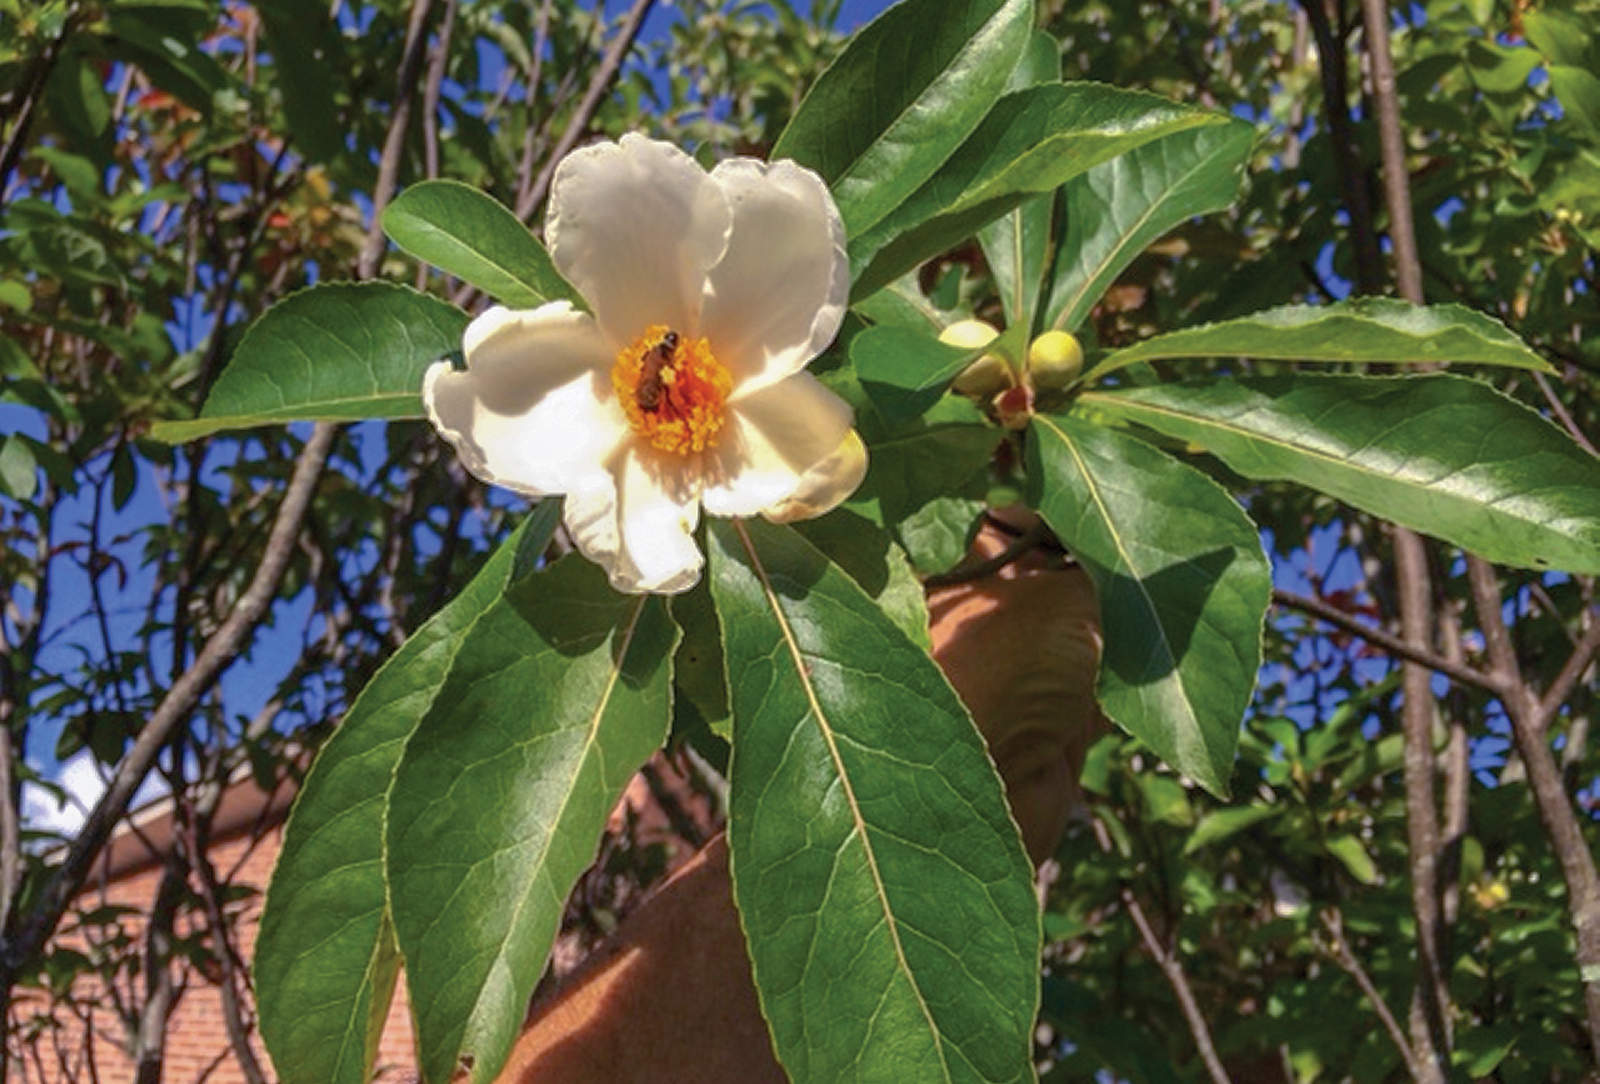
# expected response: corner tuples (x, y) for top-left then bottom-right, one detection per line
(1467, 556), (1600, 1059)
(514, 0), (658, 222)
(356, 0), (438, 280)
(1119, 887), (1234, 1084)
(0, 421), (335, 988)
(1272, 588), (1503, 698)
(1320, 908), (1425, 1079)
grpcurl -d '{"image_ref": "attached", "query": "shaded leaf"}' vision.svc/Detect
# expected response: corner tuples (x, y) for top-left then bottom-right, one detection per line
(710, 518), (1038, 1084)
(1027, 413), (1268, 794)
(383, 181), (574, 308)
(387, 558), (676, 1084)
(1086, 375), (1600, 574)
(152, 282), (468, 442)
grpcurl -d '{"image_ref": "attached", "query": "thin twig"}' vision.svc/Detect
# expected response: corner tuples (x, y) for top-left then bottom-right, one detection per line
(1532, 371), (1598, 456)
(1119, 887), (1234, 1084)
(923, 519), (1054, 589)
(514, 0), (657, 222)
(1271, 588), (1502, 698)
(356, 0), (437, 279)
(1320, 908), (1424, 1078)
(1359, 0), (1454, 1070)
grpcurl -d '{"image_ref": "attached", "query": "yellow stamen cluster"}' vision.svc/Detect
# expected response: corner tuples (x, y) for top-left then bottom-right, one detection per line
(612, 324), (732, 457)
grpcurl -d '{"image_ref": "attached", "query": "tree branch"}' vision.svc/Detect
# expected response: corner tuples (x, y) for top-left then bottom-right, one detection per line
(0, 421), (335, 987)
(1467, 556), (1600, 1059)
(1272, 588), (1503, 698)
(1119, 886), (1234, 1084)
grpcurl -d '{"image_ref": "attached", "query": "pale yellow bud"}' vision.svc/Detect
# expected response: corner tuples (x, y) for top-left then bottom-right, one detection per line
(940, 319), (1011, 397)
(1027, 330), (1084, 389)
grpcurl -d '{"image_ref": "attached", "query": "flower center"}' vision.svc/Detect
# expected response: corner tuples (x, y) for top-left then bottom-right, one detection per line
(612, 325), (732, 456)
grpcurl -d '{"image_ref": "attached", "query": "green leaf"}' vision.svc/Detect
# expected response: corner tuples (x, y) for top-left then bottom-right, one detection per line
(0, 436), (38, 501)
(789, 508), (932, 650)
(104, 6), (234, 115)
(978, 30), (1062, 332)
(855, 399), (999, 530)
(382, 181), (574, 308)
(1085, 375), (1600, 575)
(849, 82), (1229, 301)
(257, 0), (347, 166)
(256, 506), (559, 1084)
(852, 325), (979, 425)
(1043, 117), (1255, 334)
(1183, 804), (1279, 854)
(1325, 835), (1381, 885)
(1093, 298), (1551, 378)
(151, 282), (468, 442)
(709, 518), (1038, 1084)
(1027, 413), (1269, 794)
(774, 0), (1034, 237)
(387, 558), (676, 1084)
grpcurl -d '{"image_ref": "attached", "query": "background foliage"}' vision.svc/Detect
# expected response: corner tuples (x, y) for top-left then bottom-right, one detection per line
(2, 0), (1598, 1082)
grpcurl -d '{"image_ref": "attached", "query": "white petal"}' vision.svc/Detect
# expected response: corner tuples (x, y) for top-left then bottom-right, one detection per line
(424, 304), (624, 496)
(546, 135), (731, 348)
(700, 372), (855, 518)
(565, 449), (704, 595)
(762, 429), (868, 524)
(699, 157), (848, 397)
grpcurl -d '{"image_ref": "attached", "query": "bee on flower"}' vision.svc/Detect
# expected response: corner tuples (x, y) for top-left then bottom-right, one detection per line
(423, 135), (867, 594)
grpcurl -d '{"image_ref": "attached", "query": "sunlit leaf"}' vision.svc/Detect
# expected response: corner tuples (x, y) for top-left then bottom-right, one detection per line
(1042, 117), (1255, 333)
(151, 282), (468, 442)
(1087, 375), (1600, 574)
(257, 507), (559, 1084)
(1093, 298), (1551, 378)
(382, 181), (574, 308)
(710, 518), (1038, 1084)
(388, 557), (676, 1084)
(775, 0), (1034, 237)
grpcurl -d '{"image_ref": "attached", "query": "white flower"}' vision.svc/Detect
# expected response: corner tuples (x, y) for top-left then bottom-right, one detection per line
(424, 135), (866, 594)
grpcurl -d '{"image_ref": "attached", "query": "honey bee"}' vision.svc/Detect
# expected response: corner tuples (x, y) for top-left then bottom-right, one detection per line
(635, 330), (680, 411)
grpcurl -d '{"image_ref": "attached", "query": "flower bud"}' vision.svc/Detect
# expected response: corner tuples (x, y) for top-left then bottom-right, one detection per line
(1026, 330), (1084, 389)
(940, 319), (1011, 397)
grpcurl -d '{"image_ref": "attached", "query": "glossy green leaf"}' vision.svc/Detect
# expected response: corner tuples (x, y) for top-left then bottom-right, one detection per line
(0, 436), (37, 501)
(151, 282), (468, 442)
(849, 82), (1228, 301)
(382, 181), (574, 308)
(1027, 413), (1269, 794)
(852, 325), (980, 425)
(978, 31), (1062, 331)
(790, 508), (932, 650)
(1093, 298), (1551, 378)
(387, 557), (676, 1084)
(855, 398), (999, 530)
(774, 0), (1034, 237)
(1086, 375), (1600, 574)
(256, 506), (559, 1084)
(709, 518), (1038, 1084)
(1326, 835), (1381, 885)
(1043, 117), (1255, 333)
